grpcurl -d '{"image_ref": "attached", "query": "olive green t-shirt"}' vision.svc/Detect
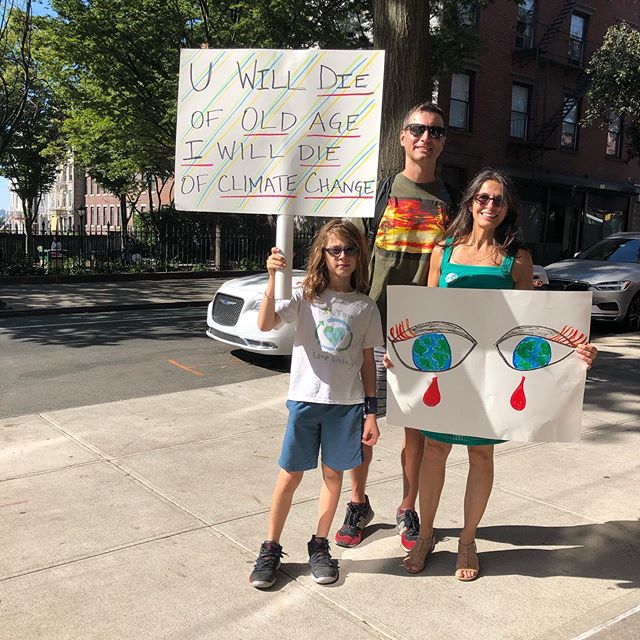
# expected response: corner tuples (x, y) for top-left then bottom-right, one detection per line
(368, 173), (451, 335)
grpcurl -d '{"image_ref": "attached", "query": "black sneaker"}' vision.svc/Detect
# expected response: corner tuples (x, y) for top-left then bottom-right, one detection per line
(334, 495), (374, 548)
(249, 540), (284, 589)
(396, 508), (420, 552)
(307, 535), (339, 584)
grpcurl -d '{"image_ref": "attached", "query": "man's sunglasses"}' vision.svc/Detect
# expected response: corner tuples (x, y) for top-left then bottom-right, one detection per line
(324, 245), (359, 258)
(404, 124), (446, 139)
(474, 193), (507, 207)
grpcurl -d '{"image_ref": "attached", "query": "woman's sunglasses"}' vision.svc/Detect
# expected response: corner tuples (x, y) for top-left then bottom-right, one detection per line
(474, 193), (507, 207)
(324, 245), (359, 258)
(404, 124), (446, 139)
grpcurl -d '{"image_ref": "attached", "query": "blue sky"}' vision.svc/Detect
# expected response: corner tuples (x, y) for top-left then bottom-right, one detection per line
(0, 178), (10, 211)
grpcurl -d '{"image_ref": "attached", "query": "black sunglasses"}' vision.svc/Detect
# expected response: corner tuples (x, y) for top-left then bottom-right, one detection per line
(404, 124), (446, 139)
(324, 245), (359, 258)
(474, 193), (507, 207)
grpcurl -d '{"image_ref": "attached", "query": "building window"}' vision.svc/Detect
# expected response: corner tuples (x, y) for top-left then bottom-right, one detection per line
(606, 114), (623, 158)
(515, 0), (535, 49)
(89, 205), (94, 225)
(510, 84), (530, 139)
(103, 206), (109, 225)
(561, 97), (579, 150)
(569, 13), (587, 67)
(109, 205), (115, 225)
(449, 73), (473, 131)
(455, 1), (477, 29)
(568, 13), (587, 65)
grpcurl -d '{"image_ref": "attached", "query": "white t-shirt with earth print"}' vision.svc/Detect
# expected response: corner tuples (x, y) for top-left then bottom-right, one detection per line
(276, 287), (384, 405)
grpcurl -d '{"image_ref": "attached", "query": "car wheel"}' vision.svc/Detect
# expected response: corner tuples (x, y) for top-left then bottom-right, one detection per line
(625, 293), (640, 331)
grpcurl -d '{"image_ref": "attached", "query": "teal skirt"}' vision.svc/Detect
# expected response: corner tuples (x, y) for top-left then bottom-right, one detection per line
(420, 430), (506, 446)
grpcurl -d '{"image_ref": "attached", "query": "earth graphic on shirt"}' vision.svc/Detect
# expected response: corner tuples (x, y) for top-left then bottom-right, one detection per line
(316, 318), (353, 353)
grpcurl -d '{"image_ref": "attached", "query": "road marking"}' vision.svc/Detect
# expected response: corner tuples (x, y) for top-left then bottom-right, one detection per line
(569, 603), (640, 640)
(168, 359), (206, 377)
(0, 500), (30, 508)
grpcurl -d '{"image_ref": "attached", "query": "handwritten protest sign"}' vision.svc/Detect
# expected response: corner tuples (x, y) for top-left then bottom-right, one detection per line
(175, 49), (385, 217)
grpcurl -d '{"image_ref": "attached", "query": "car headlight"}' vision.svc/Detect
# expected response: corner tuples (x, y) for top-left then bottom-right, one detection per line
(593, 281), (631, 291)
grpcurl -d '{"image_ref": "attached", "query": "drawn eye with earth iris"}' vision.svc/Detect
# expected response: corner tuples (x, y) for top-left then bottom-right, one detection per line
(389, 319), (477, 373)
(495, 324), (587, 412)
(388, 320), (477, 408)
(494, 325), (586, 371)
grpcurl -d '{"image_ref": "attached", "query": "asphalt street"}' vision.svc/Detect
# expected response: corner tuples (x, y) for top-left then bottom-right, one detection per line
(0, 307), (289, 418)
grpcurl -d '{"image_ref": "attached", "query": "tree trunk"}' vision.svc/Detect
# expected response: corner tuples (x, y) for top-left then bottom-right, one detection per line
(374, 0), (433, 178)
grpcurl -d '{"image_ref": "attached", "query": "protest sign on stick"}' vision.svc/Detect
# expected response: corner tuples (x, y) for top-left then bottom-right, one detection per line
(175, 48), (384, 297)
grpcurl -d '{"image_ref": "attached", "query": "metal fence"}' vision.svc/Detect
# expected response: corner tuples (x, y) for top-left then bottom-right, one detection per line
(0, 218), (322, 274)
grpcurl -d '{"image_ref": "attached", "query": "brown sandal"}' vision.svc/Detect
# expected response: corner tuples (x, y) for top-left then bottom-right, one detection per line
(455, 540), (480, 581)
(403, 535), (435, 574)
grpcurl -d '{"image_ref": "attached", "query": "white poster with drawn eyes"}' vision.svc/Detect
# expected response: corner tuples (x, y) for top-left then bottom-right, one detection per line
(175, 48), (384, 217)
(386, 287), (593, 442)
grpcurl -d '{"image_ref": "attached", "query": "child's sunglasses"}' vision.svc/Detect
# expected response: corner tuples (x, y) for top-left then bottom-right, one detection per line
(324, 245), (359, 258)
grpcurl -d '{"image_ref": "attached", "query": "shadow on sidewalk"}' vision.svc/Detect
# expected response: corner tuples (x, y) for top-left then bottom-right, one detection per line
(326, 520), (639, 589)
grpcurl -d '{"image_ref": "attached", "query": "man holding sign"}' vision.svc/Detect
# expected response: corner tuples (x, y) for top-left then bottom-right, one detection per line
(335, 101), (453, 551)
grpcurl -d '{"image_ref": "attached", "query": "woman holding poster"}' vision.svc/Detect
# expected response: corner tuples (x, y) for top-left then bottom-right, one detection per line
(396, 168), (598, 580)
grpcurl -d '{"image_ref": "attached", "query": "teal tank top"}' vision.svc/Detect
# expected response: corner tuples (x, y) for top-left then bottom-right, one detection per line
(422, 239), (514, 446)
(438, 239), (515, 289)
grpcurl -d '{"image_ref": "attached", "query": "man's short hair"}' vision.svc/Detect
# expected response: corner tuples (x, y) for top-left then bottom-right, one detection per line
(402, 101), (447, 129)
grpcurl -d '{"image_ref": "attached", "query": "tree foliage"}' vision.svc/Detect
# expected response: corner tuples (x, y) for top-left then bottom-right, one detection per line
(0, 0), (32, 156)
(585, 22), (640, 161)
(0, 11), (65, 245)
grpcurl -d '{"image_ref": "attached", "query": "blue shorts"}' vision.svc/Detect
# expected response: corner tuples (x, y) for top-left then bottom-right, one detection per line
(279, 401), (364, 472)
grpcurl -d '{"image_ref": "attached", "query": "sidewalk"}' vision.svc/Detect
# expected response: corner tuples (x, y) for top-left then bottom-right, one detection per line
(1, 330), (639, 639)
(0, 275), (228, 316)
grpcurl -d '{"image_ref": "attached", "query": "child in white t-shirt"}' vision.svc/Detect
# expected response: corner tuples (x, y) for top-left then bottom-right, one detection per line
(249, 220), (384, 589)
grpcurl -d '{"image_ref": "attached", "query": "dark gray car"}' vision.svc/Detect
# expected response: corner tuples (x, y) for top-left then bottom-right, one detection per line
(545, 232), (640, 330)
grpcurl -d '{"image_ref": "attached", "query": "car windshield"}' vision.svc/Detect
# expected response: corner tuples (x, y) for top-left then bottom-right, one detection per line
(577, 238), (640, 263)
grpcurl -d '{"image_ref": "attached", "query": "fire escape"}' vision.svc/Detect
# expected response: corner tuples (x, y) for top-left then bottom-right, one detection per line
(510, 0), (591, 164)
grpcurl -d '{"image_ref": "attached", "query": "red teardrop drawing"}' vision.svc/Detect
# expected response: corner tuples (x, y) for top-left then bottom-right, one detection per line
(423, 376), (441, 407)
(510, 376), (526, 411)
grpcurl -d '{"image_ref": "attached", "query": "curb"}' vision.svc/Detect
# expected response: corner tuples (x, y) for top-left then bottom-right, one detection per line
(0, 300), (210, 318)
(0, 270), (260, 286)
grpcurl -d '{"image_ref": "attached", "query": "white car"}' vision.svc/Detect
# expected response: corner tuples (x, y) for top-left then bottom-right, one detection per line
(533, 264), (549, 288)
(206, 265), (550, 356)
(206, 270), (305, 355)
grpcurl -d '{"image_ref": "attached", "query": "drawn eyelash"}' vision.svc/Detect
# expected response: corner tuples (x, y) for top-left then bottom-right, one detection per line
(548, 324), (587, 347)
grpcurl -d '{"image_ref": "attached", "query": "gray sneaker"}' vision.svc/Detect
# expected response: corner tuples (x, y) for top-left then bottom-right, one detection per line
(249, 540), (284, 589)
(307, 535), (339, 584)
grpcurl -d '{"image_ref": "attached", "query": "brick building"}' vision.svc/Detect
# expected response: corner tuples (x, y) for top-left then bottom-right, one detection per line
(84, 175), (174, 233)
(438, 0), (640, 265)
